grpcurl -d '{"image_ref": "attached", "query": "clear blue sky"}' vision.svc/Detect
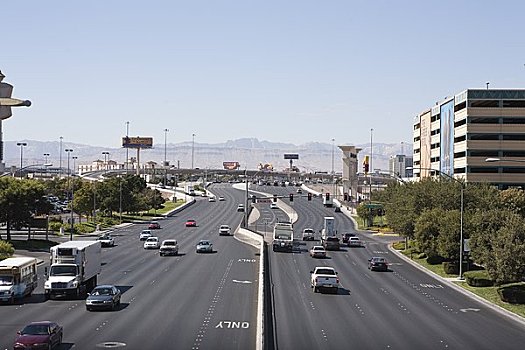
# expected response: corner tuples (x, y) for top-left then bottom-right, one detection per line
(3, 0), (525, 148)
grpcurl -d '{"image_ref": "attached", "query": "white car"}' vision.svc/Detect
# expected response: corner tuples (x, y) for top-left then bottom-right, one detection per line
(208, 196), (216, 202)
(348, 237), (363, 247)
(218, 196), (225, 201)
(270, 203), (278, 209)
(310, 245), (327, 258)
(159, 239), (179, 256)
(237, 204), (245, 212)
(219, 225), (231, 236)
(97, 234), (115, 247)
(139, 230), (152, 241)
(143, 237), (160, 249)
(302, 228), (315, 241)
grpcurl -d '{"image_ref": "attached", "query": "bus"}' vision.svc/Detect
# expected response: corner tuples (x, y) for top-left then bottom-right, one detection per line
(0, 257), (38, 304)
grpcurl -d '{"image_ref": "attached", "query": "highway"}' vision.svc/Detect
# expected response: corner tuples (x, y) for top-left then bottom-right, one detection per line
(0, 183), (259, 349)
(255, 183), (525, 350)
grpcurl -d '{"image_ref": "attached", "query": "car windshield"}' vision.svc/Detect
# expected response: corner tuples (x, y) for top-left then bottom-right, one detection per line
(163, 241), (175, 246)
(304, 229), (314, 233)
(0, 275), (13, 286)
(21, 324), (50, 335)
(199, 241), (209, 245)
(92, 287), (112, 295)
(317, 269), (336, 275)
(313, 247), (323, 251)
(49, 265), (77, 276)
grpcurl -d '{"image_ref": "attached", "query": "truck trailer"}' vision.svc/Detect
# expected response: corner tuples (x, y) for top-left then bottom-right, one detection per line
(272, 222), (294, 252)
(44, 240), (101, 299)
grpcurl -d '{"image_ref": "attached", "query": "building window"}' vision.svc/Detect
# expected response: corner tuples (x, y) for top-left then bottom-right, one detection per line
(469, 117), (500, 124)
(469, 150), (499, 157)
(431, 143), (440, 149)
(454, 167), (466, 174)
(470, 100), (500, 108)
(469, 134), (500, 141)
(454, 119), (467, 127)
(413, 136), (420, 142)
(502, 117), (525, 124)
(454, 135), (466, 143)
(431, 129), (440, 136)
(502, 167), (525, 173)
(454, 102), (466, 112)
(502, 100), (525, 108)
(454, 151), (466, 158)
(414, 123), (421, 130)
(502, 150), (525, 157)
(414, 148), (420, 154)
(469, 167), (499, 173)
(502, 134), (525, 141)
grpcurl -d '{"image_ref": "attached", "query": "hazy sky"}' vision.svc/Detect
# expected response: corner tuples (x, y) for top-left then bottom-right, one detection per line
(3, 0), (525, 148)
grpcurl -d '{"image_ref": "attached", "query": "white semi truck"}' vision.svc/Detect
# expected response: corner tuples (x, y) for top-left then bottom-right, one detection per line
(44, 240), (101, 299)
(272, 222), (294, 252)
(321, 216), (340, 250)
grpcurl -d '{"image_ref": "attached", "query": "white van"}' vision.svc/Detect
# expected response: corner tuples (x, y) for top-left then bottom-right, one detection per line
(0, 257), (38, 304)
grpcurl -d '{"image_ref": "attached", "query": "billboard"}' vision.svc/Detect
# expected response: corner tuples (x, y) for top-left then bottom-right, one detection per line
(284, 154), (299, 160)
(223, 161), (240, 170)
(420, 110), (432, 177)
(122, 137), (153, 149)
(440, 100), (454, 176)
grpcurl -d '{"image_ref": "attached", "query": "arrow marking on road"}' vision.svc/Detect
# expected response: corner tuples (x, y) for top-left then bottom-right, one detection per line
(460, 308), (480, 313)
(232, 280), (252, 284)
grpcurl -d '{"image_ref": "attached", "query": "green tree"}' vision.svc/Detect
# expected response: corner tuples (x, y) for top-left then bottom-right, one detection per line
(0, 178), (48, 240)
(436, 209), (461, 261)
(0, 241), (14, 259)
(414, 208), (444, 257)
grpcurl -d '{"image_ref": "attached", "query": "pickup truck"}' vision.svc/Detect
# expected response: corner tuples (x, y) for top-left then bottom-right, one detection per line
(311, 266), (339, 294)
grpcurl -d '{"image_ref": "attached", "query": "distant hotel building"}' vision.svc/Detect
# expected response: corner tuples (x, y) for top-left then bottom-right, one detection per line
(413, 89), (525, 189)
(389, 154), (413, 178)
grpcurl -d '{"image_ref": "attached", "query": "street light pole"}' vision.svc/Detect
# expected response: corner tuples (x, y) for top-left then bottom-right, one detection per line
(65, 148), (74, 240)
(125, 121), (130, 173)
(164, 128), (169, 186)
(59, 136), (63, 177)
(191, 133), (196, 169)
(16, 142), (27, 179)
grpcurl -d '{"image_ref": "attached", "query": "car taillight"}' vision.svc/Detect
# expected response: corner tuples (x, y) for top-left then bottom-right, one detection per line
(336, 278), (340, 283)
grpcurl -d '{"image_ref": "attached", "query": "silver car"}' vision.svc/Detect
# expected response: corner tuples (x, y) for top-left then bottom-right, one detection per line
(196, 240), (213, 253)
(86, 285), (121, 311)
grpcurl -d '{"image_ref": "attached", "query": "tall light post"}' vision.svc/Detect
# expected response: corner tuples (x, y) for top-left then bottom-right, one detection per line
(331, 138), (335, 175)
(59, 136), (63, 177)
(125, 121), (130, 173)
(43, 153), (50, 164)
(16, 142), (27, 179)
(72, 156), (78, 176)
(164, 128), (169, 186)
(65, 149), (74, 240)
(102, 151), (110, 175)
(408, 166), (465, 279)
(370, 128), (373, 200)
(191, 133), (196, 169)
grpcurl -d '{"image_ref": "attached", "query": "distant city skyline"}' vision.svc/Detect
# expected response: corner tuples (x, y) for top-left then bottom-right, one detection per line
(3, 1), (524, 148)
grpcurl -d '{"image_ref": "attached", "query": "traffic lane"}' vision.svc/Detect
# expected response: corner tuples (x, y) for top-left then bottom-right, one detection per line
(328, 244), (525, 349)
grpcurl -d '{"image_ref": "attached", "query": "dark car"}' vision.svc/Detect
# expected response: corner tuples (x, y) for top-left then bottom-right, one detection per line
(85, 285), (121, 311)
(13, 321), (63, 350)
(342, 232), (356, 245)
(322, 236), (340, 251)
(368, 257), (389, 271)
(185, 219), (197, 227)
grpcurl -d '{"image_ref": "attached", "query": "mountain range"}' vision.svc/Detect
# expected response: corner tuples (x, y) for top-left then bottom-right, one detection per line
(4, 138), (412, 173)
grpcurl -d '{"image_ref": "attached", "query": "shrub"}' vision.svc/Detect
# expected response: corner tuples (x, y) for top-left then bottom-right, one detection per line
(426, 255), (444, 265)
(464, 270), (494, 287)
(48, 222), (63, 232)
(0, 241), (14, 260)
(74, 223), (93, 234)
(497, 283), (525, 304)
(443, 262), (458, 275)
(392, 241), (406, 250)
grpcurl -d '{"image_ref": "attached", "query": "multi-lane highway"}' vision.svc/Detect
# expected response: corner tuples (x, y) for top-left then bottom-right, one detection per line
(255, 183), (525, 350)
(0, 183), (259, 349)
(3, 182), (525, 349)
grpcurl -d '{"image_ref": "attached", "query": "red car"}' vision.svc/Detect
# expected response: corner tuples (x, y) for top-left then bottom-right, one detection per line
(13, 321), (63, 350)
(185, 219), (197, 227)
(148, 221), (161, 229)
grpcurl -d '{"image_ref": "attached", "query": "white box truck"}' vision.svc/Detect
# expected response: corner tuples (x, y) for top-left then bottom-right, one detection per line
(0, 257), (38, 304)
(272, 222), (294, 252)
(44, 240), (101, 299)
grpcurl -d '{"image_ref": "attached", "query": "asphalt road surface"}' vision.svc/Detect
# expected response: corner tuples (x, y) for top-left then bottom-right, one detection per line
(0, 183), (259, 349)
(258, 183), (525, 350)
